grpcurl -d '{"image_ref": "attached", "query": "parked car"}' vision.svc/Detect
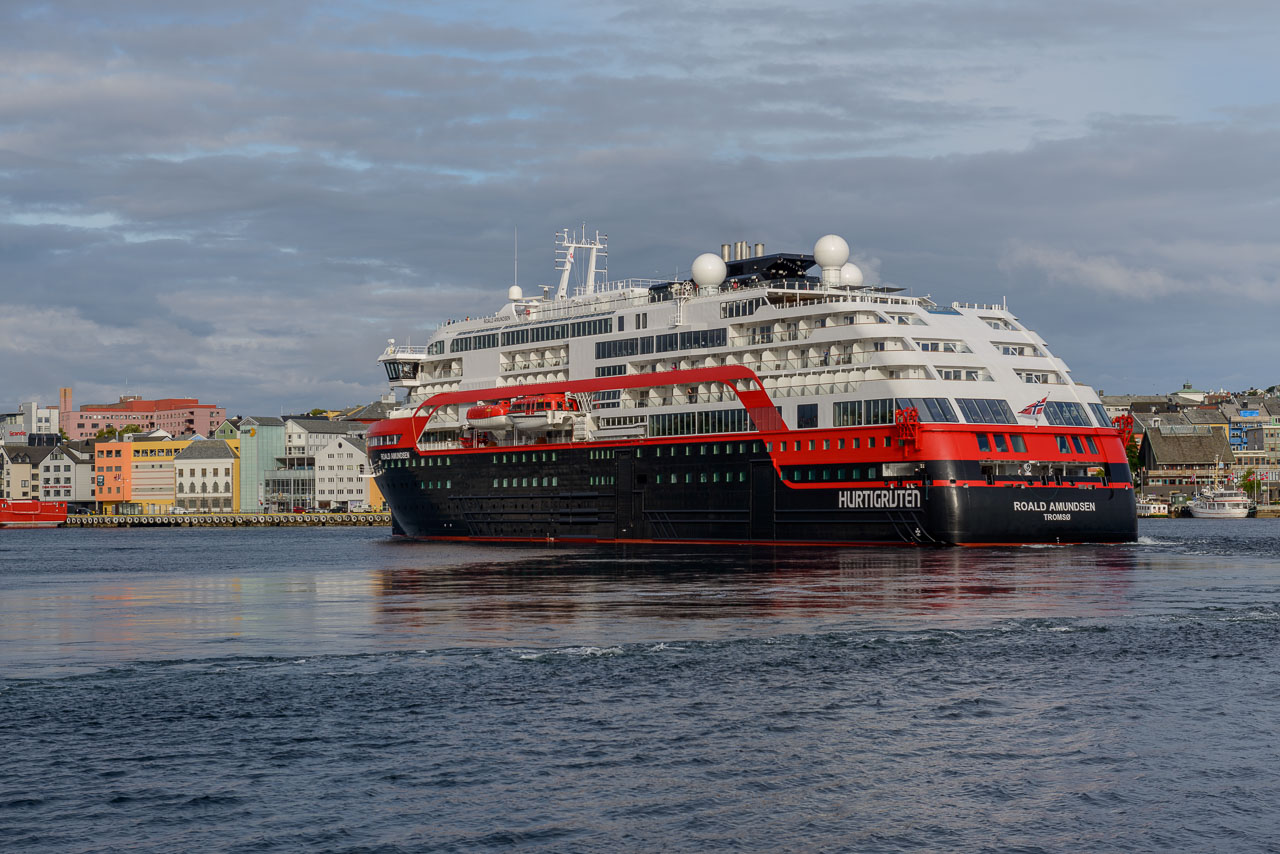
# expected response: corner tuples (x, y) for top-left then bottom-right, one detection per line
(291, 506), (307, 513)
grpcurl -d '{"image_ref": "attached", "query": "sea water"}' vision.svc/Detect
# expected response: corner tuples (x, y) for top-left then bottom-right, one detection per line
(2, 521), (1279, 852)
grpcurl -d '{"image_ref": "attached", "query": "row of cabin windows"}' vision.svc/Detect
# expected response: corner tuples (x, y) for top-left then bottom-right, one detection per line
(1057, 435), (1099, 455)
(493, 476), (559, 488)
(589, 476), (616, 486)
(420, 480), (452, 489)
(766, 437), (888, 451)
(493, 452), (557, 464)
(654, 471), (748, 484)
(642, 441), (762, 457)
(785, 466), (880, 482)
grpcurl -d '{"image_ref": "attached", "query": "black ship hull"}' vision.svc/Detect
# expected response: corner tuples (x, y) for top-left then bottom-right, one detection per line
(374, 438), (1137, 547)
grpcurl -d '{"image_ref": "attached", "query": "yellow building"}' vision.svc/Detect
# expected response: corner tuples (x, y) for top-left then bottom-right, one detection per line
(95, 436), (193, 514)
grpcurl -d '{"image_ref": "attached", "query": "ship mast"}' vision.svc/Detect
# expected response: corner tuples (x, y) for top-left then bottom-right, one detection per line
(554, 224), (608, 300)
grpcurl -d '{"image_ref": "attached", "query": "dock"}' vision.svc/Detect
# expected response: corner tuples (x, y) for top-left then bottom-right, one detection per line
(64, 512), (393, 528)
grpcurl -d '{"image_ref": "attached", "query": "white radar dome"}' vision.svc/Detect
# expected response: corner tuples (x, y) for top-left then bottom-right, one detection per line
(840, 262), (864, 288)
(691, 253), (728, 290)
(507, 285), (523, 300)
(813, 234), (850, 269)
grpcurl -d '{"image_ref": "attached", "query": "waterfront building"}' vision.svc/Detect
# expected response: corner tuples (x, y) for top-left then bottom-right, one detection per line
(61, 389), (225, 441)
(0, 445), (56, 500)
(231, 416), (286, 512)
(264, 419), (367, 511)
(312, 435), (371, 509)
(36, 441), (96, 507)
(173, 441), (240, 512)
(94, 435), (194, 515)
(1138, 425), (1236, 502)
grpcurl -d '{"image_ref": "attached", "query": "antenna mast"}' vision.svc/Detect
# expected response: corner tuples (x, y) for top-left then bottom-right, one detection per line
(554, 224), (608, 300)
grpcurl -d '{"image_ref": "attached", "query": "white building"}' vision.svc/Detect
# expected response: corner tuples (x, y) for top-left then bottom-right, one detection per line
(0, 400), (60, 444)
(36, 442), (96, 507)
(313, 435), (370, 509)
(174, 440), (238, 512)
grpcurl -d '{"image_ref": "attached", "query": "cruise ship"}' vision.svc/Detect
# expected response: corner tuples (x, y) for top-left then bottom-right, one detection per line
(367, 228), (1137, 545)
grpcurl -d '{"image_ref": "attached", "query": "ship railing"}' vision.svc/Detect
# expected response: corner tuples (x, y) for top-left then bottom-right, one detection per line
(381, 345), (433, 357)
(738, 354), (870, 373)
(951, 301), (1009, 312)
(502, 358), (566, 372)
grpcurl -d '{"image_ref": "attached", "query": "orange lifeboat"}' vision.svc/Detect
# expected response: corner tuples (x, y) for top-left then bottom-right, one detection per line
(509, 394), (582, 433)
(466, 401), (513, 431)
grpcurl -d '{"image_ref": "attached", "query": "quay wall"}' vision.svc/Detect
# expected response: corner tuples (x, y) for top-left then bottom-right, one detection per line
(64, 512), (392, 528)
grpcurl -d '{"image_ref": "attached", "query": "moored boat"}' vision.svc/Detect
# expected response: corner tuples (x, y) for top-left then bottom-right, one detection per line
(1188, 487), (1251, 519)
(0, 499), (68, 528)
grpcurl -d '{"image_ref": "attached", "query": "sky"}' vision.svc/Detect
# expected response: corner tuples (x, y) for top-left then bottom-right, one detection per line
(2, 0), (1279, 416)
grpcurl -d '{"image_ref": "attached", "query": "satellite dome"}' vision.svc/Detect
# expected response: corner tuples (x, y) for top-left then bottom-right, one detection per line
(840, 262), (864, 288)
(691, 253), (727, 289)
(507, 285), (523, 300)
(813, 234), (850, 269)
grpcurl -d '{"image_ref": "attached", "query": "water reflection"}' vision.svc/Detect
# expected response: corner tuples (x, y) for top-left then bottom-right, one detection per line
(370, 545), (1142, 639)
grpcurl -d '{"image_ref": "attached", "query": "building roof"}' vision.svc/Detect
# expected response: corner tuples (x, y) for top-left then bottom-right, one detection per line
(241, 416), (286, 427)
(0, 445), (57, 466)
(79, 396), (221, 413)
(287, 418), (366, 435)
(1182, 409), (1228, 425)
(1132, 411), (1188, 431)
(1142, 426), (1235, 466)
(342, 400), (395, 423)
(173, 440), (236, 461)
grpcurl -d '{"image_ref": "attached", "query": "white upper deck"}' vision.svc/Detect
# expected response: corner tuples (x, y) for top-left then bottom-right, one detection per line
(377, 231), (1112, 439)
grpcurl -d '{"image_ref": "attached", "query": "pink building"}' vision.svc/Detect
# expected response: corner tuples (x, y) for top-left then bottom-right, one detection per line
(61, 389), (225, 440)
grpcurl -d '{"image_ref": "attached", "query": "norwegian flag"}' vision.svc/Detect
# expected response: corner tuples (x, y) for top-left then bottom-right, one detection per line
(1019, 396), (1048, 417)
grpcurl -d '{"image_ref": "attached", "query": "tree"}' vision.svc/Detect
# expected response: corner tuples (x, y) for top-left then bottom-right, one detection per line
(1125, 435), (1141, 473)
(309, 408), (327, 416)
(94, 426), (119, 440)
(1241, 468), (1261, 501)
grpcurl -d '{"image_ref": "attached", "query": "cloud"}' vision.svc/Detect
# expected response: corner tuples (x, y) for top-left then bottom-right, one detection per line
(3, 0), (1280, 412)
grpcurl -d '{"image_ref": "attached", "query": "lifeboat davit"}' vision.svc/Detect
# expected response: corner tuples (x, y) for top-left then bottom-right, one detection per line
(466, 401), (513, 431)
(509, 394), (582, 433)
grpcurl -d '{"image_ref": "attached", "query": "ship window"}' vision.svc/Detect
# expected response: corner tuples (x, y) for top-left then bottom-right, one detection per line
(1071, 436), (1085, 454)
(686, 472), (693, 483)
(794, 441), (801, 451)
(850, 467), (861, 480)
(522, 477), (529, 487)
(502, 478), (509, 487)
(956, 398), (1017, 424)
(493, 479), (499, 488)
(1086, 436), (1098, 454)
(851, 438), (860, 449)
(446, 480), (451, 489)
(822, 469), (831, 481)
(1056, 436), (1070, 454)
(976, 434), (991, 452)
(1044, 401), (1091, 428)
(1011, 435), (1027, 453)
(994, 435), (1008, 453)
(713, 472), (720, 483)
(713, 445), (719, 455)
(868, 437), (876, 448)
(764, 442), (772, 452)
(552, 476), (558, 485)
(808, 440), (816, 451)
(895, 397), (960, 423)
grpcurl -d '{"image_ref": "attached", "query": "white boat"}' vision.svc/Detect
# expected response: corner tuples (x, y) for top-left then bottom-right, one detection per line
(1188, 487), (1251, 519)
(1135, 497), (1169, 518)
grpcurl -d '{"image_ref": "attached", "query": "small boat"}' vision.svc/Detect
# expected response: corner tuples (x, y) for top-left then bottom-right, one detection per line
(466, 401), (513, 431)
(0, 499), (68, 528)
(1188, 487), (1251, 519)
(1136, 497), (1169, 518)
(509, 394), (583, 433)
